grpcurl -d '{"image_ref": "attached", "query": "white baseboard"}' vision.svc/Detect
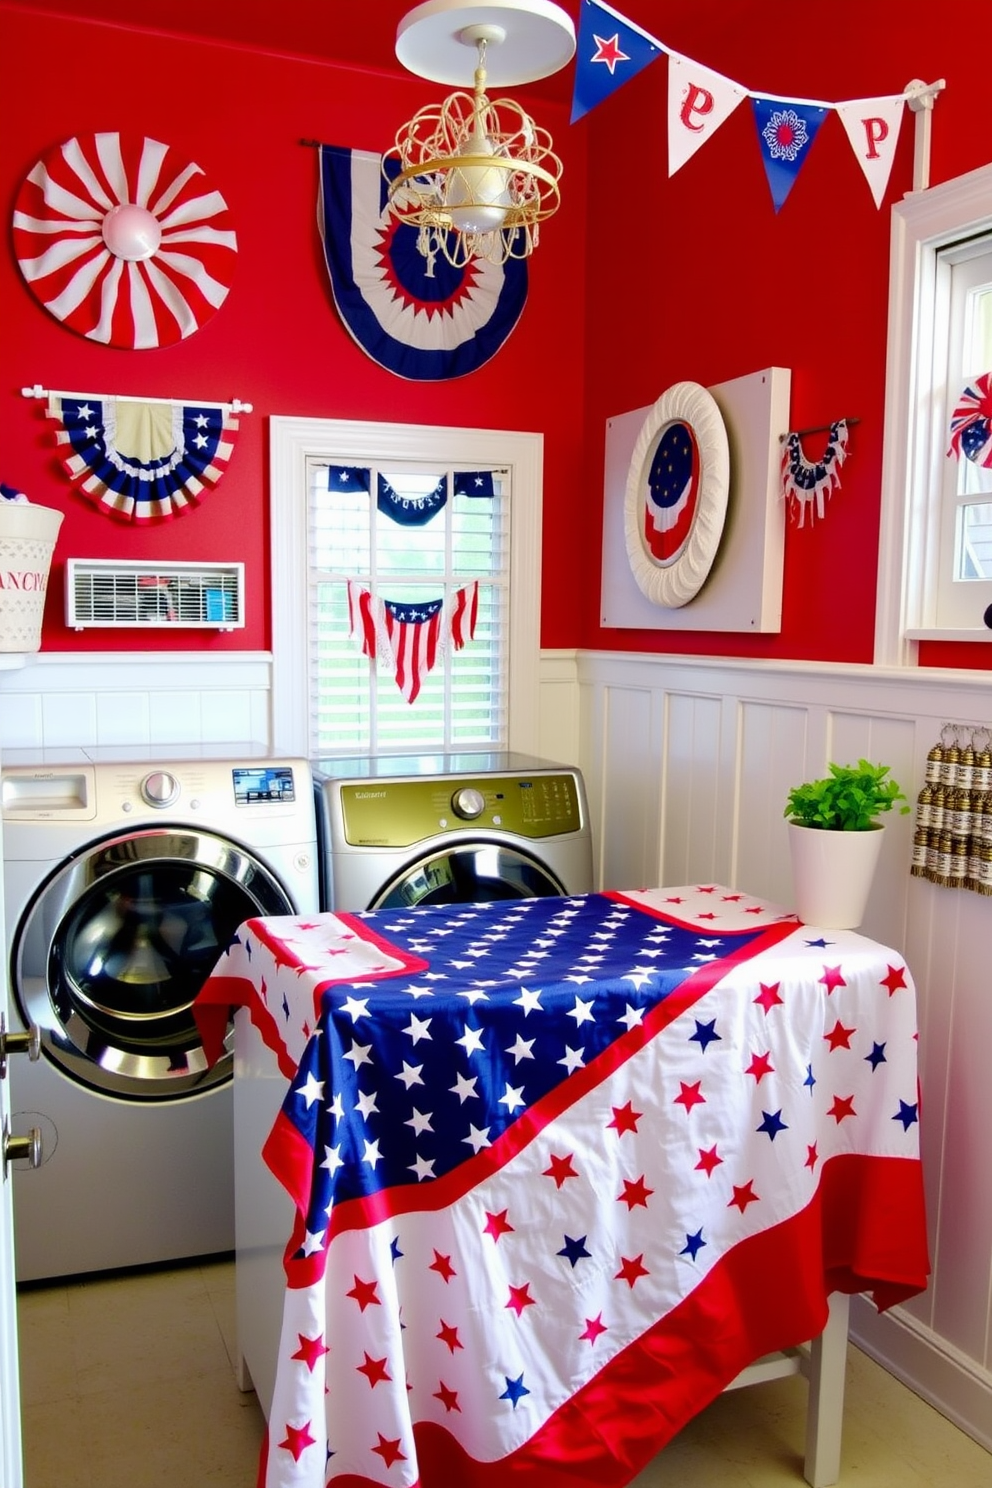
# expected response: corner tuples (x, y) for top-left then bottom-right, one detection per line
(850, 1295), (992, 1453)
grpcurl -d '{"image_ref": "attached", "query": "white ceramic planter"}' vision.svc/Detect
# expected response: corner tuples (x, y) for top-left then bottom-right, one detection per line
(787, 821), (885, 929)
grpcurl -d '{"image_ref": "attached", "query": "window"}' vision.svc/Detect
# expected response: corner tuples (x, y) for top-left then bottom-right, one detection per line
(875, 163), (992, 662)
(307, 460), (509, 754)
(269, 417), (544, 759)
(934, 239), (992, 627)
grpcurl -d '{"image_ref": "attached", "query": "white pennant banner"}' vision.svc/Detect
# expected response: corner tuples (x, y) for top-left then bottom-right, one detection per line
(835, 95), (907, 208)
(667, 52), (748, 176)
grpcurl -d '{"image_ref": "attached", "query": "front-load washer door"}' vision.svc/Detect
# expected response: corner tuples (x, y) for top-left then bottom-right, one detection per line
(10, 827), (294, 1100)
(373, 841), (567, 909)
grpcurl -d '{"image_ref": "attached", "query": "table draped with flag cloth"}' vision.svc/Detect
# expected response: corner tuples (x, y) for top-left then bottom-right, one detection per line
(194, 885), (930, 1488)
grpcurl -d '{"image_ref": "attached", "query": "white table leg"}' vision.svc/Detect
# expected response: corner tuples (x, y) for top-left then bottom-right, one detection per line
(803, 1292), (850, 1487)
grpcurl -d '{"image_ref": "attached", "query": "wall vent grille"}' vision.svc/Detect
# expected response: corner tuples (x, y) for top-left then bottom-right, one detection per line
(66, 559), (245, 630)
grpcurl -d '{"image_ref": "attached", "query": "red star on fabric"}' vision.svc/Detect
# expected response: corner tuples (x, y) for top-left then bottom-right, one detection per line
(754, 982), (784, 1014)
(371, 1434), (406, 1468)
(615, 1254), (650, 1288)
(697, 886), (717, 893)
(745, 1051), (775, 1083)
(881, 964), (907, 995)
(618, 1175), (654, 1209)
(291, 1333), (329, 1372)
(429, 1250), (456, 1282)
(824, 1020), (856, 1051)
(820, 965), (847, 993)
(674, 1079), (706, 1113)
(543, 1152), (578, 1187)
(279, 1421), (316, 1462)
(506, 1283), (537, 1317)
(580, 1313), (608, 1344)
(356, 1352), (391, 1387)
(722, 894), (743, 902)
(663, 896), (685, 904)
(347, 1275), (380, 1311)
(590, 32), (631, 74)
(697, 912), (718, 920)
(728, 1180), (760, 1213)
(805, 1142), (819, 1171)
(827, 1094), (857, 1123)
(744, 906), (765, 914)
(608, 1100), (643, 1135)
(433, 1382), (460, 1413)
(695, 1144), (723, 1176)
(483, 1208), (514, 1242)
(436, 1320), (463, 1353)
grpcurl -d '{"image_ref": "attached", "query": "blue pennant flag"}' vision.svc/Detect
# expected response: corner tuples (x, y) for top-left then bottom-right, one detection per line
(751, 97), (828, 211)
(452, 470), (496, 498)
(571, 0), (664, 124)
(327, 465), (371, 493)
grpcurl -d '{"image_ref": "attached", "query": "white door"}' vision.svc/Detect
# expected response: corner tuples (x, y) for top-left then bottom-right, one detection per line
(1, 775), (25, 1488)
(1, 992), (25, 1487)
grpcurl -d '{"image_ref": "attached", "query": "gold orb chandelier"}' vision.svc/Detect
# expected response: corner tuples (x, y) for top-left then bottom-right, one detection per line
(384, 3), (573, 271)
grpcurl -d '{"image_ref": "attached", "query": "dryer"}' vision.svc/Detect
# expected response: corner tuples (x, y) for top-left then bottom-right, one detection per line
(2, 749), (319, 1281)
(312, 752), (593, 911)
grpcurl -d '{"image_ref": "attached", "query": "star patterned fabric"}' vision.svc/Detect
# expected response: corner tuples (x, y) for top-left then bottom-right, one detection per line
(195, 886), (929, 1488)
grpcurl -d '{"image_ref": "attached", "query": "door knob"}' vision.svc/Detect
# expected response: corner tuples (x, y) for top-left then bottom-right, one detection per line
(2, 1118), (43, 1177)
(0, 1013), (42, 1079)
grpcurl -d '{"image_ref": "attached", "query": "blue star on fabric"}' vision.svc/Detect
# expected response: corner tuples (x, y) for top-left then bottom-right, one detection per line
(689, 1018), (721, 1052)
(865, 1042), (887, 1071)
(893, 1100), (919, 1130)
(390, 1236), (403, 1263)
(757, 1109), (789, 1140)
(500, 1373), (530, 1407)
(557, 1234), (591, 1268)
(680, 1229), (706, 1261)
(804, 938), (834, 948)
(803, 1064), (816, 1094)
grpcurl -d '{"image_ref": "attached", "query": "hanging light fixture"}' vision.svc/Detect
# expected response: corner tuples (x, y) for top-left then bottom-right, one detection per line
(384, 0), (574, 270)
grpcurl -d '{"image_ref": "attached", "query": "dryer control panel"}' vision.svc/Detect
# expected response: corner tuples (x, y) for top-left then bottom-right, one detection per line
(339, 772), (583, 847)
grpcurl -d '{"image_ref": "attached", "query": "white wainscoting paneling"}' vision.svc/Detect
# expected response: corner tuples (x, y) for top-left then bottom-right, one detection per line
(568, 648), (992, 1454)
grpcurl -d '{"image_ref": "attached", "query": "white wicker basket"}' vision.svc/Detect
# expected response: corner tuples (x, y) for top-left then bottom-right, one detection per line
(0, 503), (64, 652)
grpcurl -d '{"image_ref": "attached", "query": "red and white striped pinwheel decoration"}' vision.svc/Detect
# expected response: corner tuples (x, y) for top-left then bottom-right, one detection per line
(12, 132), (237, 348)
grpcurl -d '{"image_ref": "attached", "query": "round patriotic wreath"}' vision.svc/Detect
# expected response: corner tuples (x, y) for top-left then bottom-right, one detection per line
(12, 132), (237, 348)
(623, 381), (730, 608)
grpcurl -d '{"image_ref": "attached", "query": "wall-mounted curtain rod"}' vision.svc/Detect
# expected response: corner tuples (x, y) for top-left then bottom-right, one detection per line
(21, 384), (253, 414)
(300, 139), (323, 149)
(779, 417), (860, 443)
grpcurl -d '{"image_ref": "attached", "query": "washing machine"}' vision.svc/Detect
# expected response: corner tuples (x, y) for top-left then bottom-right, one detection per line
(312, 752), (593, 911)
(1, 748), (319, 1282)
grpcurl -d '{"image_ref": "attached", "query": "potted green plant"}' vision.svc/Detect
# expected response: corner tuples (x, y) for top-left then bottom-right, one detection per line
(784, 759), (909, 928)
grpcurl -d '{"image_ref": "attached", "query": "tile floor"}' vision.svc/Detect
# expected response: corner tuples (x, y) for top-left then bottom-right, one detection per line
(14, 1257), (992, 1487)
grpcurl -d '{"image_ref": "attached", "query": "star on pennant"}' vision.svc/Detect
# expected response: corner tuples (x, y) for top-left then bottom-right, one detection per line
(674, 1080), (706, 1113)
(437, 1320), (463, 1353)
(371, 1433), (406, 1468)
(295, 1071), (324, 1108)
(347, 1275), (380, 1311)
(357, 1352), (391, 1387)
(757, 1108), (788, 1140)
(429, 1250), (456, 1282)
(893, 1099), (919, 1129)
(828, 1094), (857, 1123)
(434, 1381), (460, 1412)
(591, 31), (630, 73)
(728, 1180), (760, 1213)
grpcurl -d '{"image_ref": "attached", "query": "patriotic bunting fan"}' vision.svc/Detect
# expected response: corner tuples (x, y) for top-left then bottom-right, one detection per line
(947, 372), (992, 468)
(13, 132), (237, 348)
(348, 580), (479, 703)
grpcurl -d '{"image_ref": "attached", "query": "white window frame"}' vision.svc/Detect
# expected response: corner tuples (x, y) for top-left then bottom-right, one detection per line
(875, 161), (992, 664)
(268, 415), (544, 758)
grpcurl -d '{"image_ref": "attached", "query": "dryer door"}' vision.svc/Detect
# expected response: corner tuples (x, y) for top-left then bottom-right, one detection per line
(10, 827), (293, 1100)
(373, 841), (566, 909)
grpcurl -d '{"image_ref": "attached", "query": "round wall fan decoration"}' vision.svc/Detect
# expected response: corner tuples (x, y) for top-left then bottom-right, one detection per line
(623, 380), (731, 608)
(12, 132), (238, 348)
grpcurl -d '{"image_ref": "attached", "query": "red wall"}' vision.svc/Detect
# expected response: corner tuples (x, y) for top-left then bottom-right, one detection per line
(4, 4), (992, 671)
(0, 6), (587, 653)
(576, 2), (992, 669)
